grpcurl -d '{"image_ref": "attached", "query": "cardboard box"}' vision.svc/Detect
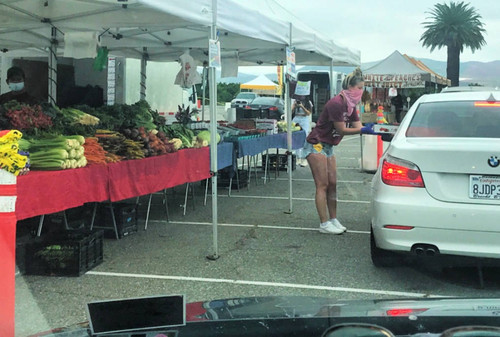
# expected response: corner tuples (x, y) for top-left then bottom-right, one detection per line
(256, 119), (278, 134)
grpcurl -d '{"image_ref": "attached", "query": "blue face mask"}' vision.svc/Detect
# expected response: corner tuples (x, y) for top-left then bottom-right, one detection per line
(9, 82), (24, 92)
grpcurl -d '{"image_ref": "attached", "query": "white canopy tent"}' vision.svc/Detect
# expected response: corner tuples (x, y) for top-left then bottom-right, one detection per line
(0, 0), (360, 259)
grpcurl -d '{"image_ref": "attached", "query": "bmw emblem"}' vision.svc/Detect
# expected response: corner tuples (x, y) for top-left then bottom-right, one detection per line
(488, 156), (500, 168)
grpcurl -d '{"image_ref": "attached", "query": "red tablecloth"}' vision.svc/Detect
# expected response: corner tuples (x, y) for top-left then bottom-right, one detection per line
(107, 147), (211, 202)
(16, 165), (109, 220)
(15, 148), (211, 219)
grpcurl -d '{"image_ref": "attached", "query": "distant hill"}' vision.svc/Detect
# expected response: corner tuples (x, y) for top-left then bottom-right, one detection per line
(218, 59), (500, 87)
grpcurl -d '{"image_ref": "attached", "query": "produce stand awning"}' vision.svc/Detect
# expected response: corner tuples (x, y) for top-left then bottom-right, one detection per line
(240, 74), (278, 91)
(0, 0), (360, 66)
(362, 50), (450, 88)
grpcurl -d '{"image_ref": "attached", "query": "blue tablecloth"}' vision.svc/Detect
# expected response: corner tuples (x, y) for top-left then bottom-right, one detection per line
(216, 142), (234, 169)
(228, 131), (307, 158)
(267, 131), (306, 150)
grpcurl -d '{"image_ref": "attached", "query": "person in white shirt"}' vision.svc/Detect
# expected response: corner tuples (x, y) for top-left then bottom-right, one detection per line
(292, 95), (313, 166)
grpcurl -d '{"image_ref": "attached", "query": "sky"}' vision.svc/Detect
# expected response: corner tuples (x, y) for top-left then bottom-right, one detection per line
(275, 0), (499, 63)
(240, 0), (499, 75)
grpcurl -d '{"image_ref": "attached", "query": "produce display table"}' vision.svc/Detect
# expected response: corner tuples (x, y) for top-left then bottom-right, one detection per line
(16, 165), (109, 221)
(108, 147), (210, 202)
(15, 148), (211, 222)
(222, 130), (307, 185)
(267, 130), (306, 150)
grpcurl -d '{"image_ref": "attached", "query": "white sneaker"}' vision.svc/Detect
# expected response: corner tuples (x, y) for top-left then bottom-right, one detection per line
(319, 222), (343, 234)
(299, 159), (308, 167)
(330, 218), (347, 232)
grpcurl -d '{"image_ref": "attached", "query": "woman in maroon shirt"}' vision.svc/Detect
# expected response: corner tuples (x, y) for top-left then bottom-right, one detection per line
(304, 68), (374, 235)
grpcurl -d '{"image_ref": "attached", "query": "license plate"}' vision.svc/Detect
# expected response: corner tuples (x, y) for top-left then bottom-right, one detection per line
(469, 175), (500, 199)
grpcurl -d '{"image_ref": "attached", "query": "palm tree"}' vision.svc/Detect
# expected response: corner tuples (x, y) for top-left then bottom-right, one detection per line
(420, 1), (486, 86)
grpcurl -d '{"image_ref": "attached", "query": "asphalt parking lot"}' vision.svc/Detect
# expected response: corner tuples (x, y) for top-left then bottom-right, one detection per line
(15, 135), (500, 336)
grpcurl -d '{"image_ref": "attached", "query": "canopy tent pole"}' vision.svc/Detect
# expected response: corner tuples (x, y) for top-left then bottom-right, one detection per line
(285, 22), (293, 214)
(202, 65), (207, 121)
(140, 47), (148, 101)
(48, 27), (57, 106)
(207, 0), (219, 260)
(329, 59), (334, 98)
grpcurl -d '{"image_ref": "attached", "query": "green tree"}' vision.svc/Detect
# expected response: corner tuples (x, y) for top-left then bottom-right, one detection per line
(420, 1), (486, 86)
(217, 83), (241, 103)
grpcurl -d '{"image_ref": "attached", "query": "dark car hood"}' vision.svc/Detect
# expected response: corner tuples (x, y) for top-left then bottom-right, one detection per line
(28, 296), (500, 336)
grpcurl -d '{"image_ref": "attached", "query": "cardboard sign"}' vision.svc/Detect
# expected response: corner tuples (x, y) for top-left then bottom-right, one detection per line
(294, 81), (311, 96)
(209, 39), (221, 69)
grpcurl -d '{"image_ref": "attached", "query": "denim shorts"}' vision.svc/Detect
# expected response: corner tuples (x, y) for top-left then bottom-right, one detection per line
(303, 141), (335, 158)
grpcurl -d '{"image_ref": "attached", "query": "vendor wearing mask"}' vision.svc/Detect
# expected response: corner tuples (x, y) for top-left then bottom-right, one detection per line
(0, 66), (39, 105)
(303, 68), (374, 235)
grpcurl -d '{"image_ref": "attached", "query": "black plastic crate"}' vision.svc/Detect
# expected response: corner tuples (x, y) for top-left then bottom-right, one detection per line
(98, 203), (138, 239)
(25, 230), (104, 276)
(218, 169), (248, 189)
(262, 154), (296, 171)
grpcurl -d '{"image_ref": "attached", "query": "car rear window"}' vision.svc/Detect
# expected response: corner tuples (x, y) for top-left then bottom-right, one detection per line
(236, 93), (256, 99)
(251, 97), (278, 105)
(406, 101), (500, 138)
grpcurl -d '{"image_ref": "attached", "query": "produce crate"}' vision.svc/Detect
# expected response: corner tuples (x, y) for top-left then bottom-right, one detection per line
(218, 169), (248, 189)
(97, 203), (138, 239)
(25, 230), (104, 276)
(262, 154), (296, 171)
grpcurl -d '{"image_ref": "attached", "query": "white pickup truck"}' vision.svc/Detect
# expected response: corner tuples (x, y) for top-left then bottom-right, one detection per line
(230, 92), (259, 108)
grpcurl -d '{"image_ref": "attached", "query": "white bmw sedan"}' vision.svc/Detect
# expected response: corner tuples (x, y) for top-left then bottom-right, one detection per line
(371, 89), (500, 267)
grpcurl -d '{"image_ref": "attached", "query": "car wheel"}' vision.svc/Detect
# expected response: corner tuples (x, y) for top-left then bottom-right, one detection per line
(370, 226), (402, 268)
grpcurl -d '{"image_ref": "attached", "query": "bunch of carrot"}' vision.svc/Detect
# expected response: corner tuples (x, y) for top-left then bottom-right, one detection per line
(83, 137), (110, 165)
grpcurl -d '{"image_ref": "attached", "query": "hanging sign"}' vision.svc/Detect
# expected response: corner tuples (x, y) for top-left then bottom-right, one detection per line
(294, 81), (311, 96)
(209, 39), (221, 69)
(388, 87), (398, 97)
(286, 47), (296, 78)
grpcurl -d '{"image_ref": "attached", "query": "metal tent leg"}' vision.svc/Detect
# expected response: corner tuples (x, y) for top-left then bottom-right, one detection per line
(191, 183), (196, 210)
(63, 210), (69, 230)
(204, 178), (210, 206)
(183, 183), (190, 216)
(144, 193), (153, 230)
(37, 215), (45, 237)
(264, 150), (269, 184)
(109, 202), (119, 240)
(163, 189), (169, 222)
(90, 203), (98, 229)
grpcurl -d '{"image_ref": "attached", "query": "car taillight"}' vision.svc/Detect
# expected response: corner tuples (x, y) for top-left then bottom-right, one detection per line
(244, 105), (252, 109)
(269, 106), (278, 111)
(474, 101), (500, 107)
(381, 156), (424, 187)
(386, 308), (428, 316)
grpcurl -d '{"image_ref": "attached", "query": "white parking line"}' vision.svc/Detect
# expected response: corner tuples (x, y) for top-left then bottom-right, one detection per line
(151, 220), (370, 235)
(216, 194), (370, 204)
(86, 271), (445, 298)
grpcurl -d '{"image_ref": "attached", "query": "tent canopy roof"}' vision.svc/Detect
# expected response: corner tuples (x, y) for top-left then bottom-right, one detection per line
(240, 74), (278, 90)
(362, 50), (450, 86)
(0, 0), (360, 66)
(363, 50), (424, 75)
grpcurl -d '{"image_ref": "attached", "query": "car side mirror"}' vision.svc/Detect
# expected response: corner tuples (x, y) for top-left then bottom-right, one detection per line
(381, 134), (394, 142)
